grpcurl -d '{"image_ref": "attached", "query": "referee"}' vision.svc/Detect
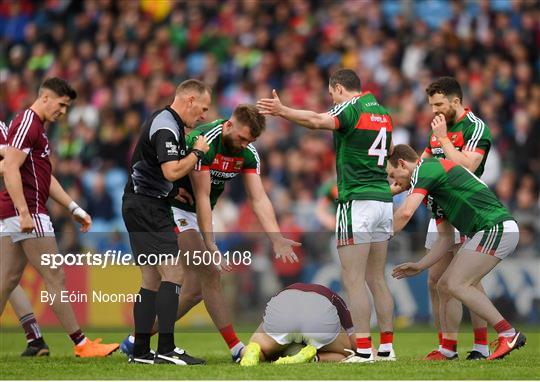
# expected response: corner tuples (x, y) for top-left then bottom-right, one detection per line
(122, 79), (210, 365)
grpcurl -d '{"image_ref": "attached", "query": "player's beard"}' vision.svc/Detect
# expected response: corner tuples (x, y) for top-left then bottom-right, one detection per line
(222, 134), (242, 154)
(441, 107), (457, 126)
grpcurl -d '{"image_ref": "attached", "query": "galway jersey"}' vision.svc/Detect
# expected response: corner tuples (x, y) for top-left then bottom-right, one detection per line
(0, 109), (52, 219)
(424, 109), (491, 177)
(0, 120), (7, 190)
(328, 92), (392, 203)
(171, 119), (260, 213)
(409, 158), (513, 235)
(284, 283), (354, 334)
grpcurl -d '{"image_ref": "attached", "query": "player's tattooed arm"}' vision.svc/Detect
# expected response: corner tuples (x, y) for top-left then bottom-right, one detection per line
(256, 90), (336, 130)
(392, 192), (425, 234)
(392, 220), (455, 279)
(431, 114), (483, 171)
(243, 173), (301, 263)
(49, 176), (92, 232)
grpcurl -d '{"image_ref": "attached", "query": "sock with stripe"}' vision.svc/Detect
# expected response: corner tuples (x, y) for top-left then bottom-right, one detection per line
(437, 331), (443, 351)
(440, 338), (457, 357)
(378, 331), (393, 353)
(20, 313), (43, 344)
(356, 336), (372, 358)
(69, 329), (87, 346)
(219, 324), (243, 355)
(473, 327), (489, 356)
(494, 319), (516, 338)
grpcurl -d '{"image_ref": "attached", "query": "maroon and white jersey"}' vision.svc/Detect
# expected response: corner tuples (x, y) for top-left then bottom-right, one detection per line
(285, 283), (354, 334)
(0, 109), (52, 219)
(0, 120), (7, 146)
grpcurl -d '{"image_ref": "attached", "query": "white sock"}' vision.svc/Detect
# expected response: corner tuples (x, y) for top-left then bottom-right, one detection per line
(378, 343), (393, 353)
(498, 328), (516, 338)
(440, 347), (456, 357)
(230, 341), (245, 355)
(473, 344), (489, 356)
(438, 345), (442, 352)
(128, 335), (135, 344)
(356, 347), (372, 356)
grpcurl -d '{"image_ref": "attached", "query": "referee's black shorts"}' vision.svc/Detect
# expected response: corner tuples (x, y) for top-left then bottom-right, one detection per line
(122, 193), (178, 265)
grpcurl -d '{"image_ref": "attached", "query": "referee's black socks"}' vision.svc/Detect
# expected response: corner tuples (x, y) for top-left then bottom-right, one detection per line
(133, 288), (157, 357)
(156, 281), (181, 354)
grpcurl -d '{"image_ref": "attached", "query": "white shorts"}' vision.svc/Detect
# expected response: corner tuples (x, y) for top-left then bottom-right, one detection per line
(462, 220), (519, 260)
(171, 207), (199, 233)
(262, 289), (341, 349)
(336, 200), (393, 246)
(0, 213), (55, 243)
(425, 218), (463, 250)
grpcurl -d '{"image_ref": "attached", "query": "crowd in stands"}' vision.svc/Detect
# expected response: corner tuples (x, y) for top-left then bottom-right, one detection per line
(1, 0), (539, 291)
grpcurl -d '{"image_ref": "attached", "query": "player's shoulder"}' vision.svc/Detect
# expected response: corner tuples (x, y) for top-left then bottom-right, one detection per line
(244, 143), (260, 161)
(196, 119), (225, 138)
(328, 94), (363, 117)
(11, 109), (40, 129)
(463, 110), (490, 134)
(0, 120), (8, 141)
(149, 109), (181, 140)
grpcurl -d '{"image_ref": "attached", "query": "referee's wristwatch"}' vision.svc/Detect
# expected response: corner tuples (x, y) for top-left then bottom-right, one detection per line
(190, 149), (205, 161)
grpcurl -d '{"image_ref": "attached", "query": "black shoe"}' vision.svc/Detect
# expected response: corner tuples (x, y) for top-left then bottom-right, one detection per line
(154, 347), (206, 365)
(21, 342), (50, 357)
(466, 350), (488, 360)
(129, 350), (155, 364)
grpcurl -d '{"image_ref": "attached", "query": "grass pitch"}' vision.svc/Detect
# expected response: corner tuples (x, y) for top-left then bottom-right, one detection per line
(0, 325), (538, 380)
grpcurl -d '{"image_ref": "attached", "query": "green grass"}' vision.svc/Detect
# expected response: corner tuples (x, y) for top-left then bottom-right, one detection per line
(0, 326), (539, 380)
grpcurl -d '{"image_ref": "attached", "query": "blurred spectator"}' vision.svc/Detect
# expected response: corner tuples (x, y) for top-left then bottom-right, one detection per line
(0, 0), (538, 279)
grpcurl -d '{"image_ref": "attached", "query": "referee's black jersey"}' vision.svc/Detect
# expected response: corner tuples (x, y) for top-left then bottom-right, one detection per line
(124, 106), (189, 200)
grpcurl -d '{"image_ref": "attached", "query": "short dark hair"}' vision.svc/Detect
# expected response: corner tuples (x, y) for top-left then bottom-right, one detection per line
(426, 76), (463, 103)
(232, 104), (266, 138)
(329, 69), (361, 91)
(176, 79), (211, 96)
(387, 144), (419, 167)
(40, 77), (77, 99)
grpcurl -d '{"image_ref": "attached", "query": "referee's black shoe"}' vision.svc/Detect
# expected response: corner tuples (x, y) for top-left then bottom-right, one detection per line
(128, 350), (155, 364)
(154, 347), (206, 365)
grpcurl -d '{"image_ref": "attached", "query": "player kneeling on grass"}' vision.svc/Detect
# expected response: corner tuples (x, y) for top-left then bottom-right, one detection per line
(240, 283), (356, 366)
(387, 144), (526, 361)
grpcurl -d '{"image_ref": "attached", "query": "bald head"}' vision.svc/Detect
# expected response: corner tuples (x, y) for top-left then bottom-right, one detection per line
(175, 79), (211, 97)
(172, 79), (212, 128)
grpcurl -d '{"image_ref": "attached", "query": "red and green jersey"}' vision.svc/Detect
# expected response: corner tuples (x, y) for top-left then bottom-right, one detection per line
(409, 158), (513, 235)
(328, 92), (392, 202)
(424, 109), (491, 177)
(171, 119), (260, 213)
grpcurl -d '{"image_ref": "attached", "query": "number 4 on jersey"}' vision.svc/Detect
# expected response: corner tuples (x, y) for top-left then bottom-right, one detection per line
(368, 127), (387, 166)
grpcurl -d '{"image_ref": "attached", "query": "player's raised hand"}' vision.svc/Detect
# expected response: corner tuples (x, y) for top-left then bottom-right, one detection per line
(431, 114), (448, 140)
(256, 89), (283, 116)
(392, 262), (422, 279)
(390, 181), (406, 195)
(273, 236), (301, 263)
(193, 135), (210, 153)
(19, 212), (35, 233)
